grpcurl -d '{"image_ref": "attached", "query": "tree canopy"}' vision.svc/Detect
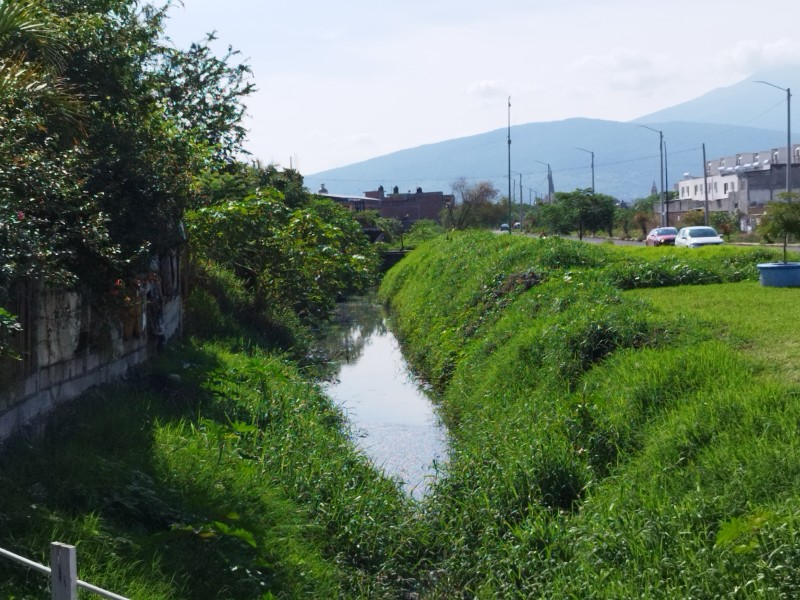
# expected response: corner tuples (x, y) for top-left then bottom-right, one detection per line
(1, 0), (255, 302)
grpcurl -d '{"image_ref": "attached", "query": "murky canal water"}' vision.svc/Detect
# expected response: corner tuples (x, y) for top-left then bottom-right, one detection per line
(319, 299), (448, 499)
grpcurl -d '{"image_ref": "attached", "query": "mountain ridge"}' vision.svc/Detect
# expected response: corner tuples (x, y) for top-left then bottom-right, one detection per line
(306, 65), (799, 202)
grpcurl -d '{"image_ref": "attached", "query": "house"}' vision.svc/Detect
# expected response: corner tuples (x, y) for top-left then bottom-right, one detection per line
(672, 144), (800, 231)
(319, 185), (454, 226)
(364, 186), (453, 223)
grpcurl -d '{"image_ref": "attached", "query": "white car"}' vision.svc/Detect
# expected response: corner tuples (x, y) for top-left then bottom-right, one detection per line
(674, 226), (724, 248)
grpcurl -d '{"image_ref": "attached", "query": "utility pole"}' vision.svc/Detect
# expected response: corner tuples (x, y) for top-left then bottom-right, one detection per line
(755, 81), (792, 195)
(507, 96), (512, 232)
(534, 160), (552, 202)
(702, 143), (709, 225)
(640, 125), (665, 226)
(575, 147), (595, 192)
(664, 141), (669, 226)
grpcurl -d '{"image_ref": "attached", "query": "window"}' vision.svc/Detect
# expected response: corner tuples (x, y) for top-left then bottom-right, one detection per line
(774, 151), (780, 163)
(724, 183), (729, 194)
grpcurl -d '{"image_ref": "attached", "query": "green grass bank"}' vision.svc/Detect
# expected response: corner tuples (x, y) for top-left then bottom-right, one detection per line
(0, 337), (424, 598)
(4, 231), (800, 598)
(380, 231), (800, 597)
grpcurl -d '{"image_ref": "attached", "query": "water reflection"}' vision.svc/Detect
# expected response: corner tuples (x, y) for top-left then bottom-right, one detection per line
(320, 299), (448, 499)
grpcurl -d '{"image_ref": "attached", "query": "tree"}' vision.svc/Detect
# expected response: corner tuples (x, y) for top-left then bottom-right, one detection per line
(0, 0), (83, 125)
(48, 0), (255, 272)
(632, 195), (658, 238)
(537, 202), (574, 235)
(550, 189), (617, 239)
(447, 178), (503, 229)
(759, 194), (800, 263)
(188, 183), (380, 322)
(681, 210), (706, 227)
(710, 211), (738, 239)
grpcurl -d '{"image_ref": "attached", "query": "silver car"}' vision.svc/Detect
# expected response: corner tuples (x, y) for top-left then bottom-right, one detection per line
(674, 226), (724, 248)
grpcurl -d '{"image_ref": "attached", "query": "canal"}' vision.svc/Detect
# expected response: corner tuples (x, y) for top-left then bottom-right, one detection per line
(319, 298), (448, 500)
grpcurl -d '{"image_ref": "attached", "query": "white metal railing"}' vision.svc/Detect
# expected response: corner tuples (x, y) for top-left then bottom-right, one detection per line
(0, 542), (129, 600)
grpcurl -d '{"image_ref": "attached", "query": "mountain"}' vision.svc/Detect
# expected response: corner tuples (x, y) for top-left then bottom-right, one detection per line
(633, 65), (799, 130)
(305, 66), (799, 203)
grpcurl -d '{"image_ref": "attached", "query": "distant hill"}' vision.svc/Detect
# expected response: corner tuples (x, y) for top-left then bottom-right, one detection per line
(633, 65), (799, 130)
(306, 66), (799, 203)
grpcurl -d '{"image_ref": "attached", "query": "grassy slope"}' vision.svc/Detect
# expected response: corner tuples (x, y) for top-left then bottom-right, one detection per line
(380, 231), (800, 598)
(0, 340), (419, 599)
(3, 232), (800, 598)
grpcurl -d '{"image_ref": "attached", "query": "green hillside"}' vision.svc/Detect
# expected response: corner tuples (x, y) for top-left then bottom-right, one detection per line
(380, 232), (800, 597)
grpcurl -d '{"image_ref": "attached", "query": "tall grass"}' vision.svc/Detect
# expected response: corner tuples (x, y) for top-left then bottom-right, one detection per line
(4, 230), (799, 598)
(0, 338), (422, 598)
(381, 231), (800, 597)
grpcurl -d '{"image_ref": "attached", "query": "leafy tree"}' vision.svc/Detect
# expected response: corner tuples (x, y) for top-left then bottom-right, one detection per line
(155, 32), (255, 165)
(681, 210), (706, 227)
(188, 183), (380, 323)
(632, 195), (658, 238)
(615, 204), (636, 238)
(404, 219), (442, 246)
(1, 0), (255, 353)
(537, 202), (574, 235)
(759, 194), (800, 263)
(710, 210), (739, 239)
(45, 0), (255, 274)
(447, 178), (504, 229)
(0, 0), (83, 125)
(551, 188), (617, 239)
(352, 210), (403, 246)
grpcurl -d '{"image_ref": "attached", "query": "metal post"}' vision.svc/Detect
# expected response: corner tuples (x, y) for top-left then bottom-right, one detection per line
(789, 86), (793, 195)
(702, 143), (709, 226)
(640, 125), (665, 226)
(575, 147), (595, 192)
(755, 81), (792, 195)
(664, 140), (669, 226)
(534, 160), (551, 202)
(51, 543), (77, 600)
(507, 96), (512, 232)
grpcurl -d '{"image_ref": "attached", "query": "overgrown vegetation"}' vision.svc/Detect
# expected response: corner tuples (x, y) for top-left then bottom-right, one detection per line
(5, 226), (800, 596)
(0, 0), (253, 352)
(380, 231), (800, 597)
(4, 1), (800, 596)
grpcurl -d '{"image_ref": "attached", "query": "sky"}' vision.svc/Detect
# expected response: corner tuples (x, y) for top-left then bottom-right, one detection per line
(164, 0), (800, 176)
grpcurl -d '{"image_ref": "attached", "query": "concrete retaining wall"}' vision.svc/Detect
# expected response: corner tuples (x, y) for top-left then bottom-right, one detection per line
(0, 296), (182, 443)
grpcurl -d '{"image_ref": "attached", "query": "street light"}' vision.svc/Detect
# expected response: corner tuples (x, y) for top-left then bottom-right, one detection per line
(755, 80), (792, 195)
(507, 96), (512, 233)
(639, 125), (665, 226)
(575, 147), (595, 192)
(534, 160), (552, 202)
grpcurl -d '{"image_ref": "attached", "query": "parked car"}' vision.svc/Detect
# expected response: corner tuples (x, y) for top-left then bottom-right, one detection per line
(500, 223), (510, 231)
(645, 227), (679, 246)
(674, 226), (724, 248)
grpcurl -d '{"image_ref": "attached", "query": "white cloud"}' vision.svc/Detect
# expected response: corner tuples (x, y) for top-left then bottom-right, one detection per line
(466, 80), (507, 99)
(721, 38), (800, 73)
(572, 50), (675, 94)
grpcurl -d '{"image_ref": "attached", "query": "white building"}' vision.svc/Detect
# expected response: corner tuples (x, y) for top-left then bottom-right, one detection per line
(673, 144), (800, 232)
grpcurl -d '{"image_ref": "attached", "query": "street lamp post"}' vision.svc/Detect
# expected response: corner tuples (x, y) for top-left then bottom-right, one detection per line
(575, 147), (595, 192)
(755, 80), (792, 195)
(640, 125), (665, 226)
(534, 160), (552, 202)
(507, 96), (512, 232)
